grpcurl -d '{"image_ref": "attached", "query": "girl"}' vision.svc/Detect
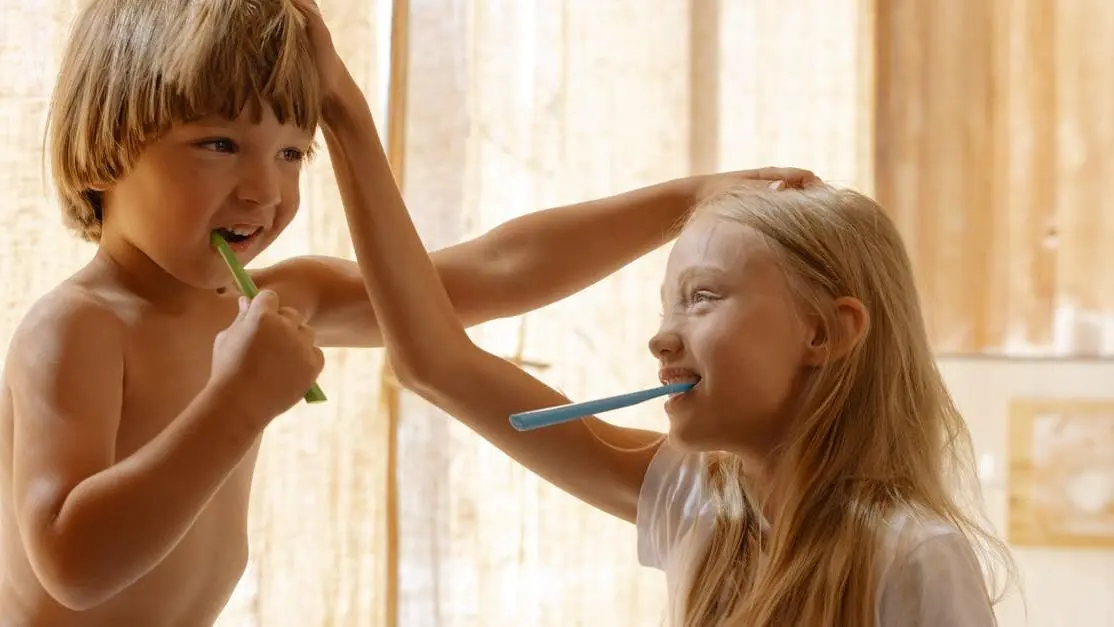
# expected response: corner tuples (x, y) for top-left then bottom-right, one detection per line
(322, 17), (1014, 621)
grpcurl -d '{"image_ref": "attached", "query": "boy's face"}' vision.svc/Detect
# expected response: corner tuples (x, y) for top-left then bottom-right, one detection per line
(100, 105), (314, 290)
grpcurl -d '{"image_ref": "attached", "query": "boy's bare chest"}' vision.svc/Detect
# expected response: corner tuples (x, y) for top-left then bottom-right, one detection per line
(116, 317), (226, 457)
(115, 307), (258, 495)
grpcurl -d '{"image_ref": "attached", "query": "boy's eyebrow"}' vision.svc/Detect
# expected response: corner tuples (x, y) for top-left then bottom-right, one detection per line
(178, 117), (235, 131)
(177, 118), (315, 144)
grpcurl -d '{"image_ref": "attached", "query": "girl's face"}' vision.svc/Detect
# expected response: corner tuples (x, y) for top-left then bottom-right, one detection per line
(650, 214), (818, 455)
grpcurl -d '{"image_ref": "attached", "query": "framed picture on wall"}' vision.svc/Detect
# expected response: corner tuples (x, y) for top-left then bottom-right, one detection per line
(1008, 399), (1114, 548)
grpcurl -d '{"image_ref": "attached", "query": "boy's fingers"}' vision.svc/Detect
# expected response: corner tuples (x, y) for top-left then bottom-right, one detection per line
(247, 290), (281, 318)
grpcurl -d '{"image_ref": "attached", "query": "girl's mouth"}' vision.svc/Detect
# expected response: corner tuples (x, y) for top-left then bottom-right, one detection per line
(664, 378), (700, 399)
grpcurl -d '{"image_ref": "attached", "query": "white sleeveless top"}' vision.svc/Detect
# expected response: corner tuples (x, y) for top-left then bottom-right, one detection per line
(635, 441), (997, 626)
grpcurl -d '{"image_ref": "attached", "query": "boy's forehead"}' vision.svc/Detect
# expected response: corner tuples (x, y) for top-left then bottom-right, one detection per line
(175, 109), (315, 137)
(184, 105), (287, 126)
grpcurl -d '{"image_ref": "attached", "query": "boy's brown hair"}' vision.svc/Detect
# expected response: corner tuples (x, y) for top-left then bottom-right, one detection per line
(47, 0), (322, 242)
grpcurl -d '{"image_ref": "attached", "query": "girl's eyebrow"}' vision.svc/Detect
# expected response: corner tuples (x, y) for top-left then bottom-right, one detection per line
(660, 265), (730, 302)
(677, 265), (730, 285)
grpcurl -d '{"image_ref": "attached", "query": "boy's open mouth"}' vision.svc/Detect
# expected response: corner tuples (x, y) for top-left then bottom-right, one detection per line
(214, 225), (263, 249)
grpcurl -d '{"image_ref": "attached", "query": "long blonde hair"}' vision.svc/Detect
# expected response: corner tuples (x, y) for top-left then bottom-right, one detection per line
(47, 0), (320, 242)
(679, 184), (1014, 625)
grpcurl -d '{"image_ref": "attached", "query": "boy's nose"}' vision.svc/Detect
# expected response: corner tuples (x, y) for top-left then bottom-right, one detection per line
(236, 161), (282, 207)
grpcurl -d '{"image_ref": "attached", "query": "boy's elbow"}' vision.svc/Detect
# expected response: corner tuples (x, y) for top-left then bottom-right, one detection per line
(47, 581), (112, 612)
(26, 525), (122, 611)
(31, 550), (113, 611)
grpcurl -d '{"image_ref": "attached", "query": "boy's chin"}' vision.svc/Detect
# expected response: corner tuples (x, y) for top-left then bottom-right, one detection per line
(166, 262), (241, 293)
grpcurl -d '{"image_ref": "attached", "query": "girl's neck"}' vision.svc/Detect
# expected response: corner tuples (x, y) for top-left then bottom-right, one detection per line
(731, 446), (787, 523)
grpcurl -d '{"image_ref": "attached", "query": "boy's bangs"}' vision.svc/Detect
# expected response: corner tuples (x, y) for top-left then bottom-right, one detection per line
(143, 1), (322, 134)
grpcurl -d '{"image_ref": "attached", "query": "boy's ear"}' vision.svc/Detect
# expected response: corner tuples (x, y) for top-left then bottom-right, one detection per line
(82, 188), (107, 220)
(802, 296), (869, 365)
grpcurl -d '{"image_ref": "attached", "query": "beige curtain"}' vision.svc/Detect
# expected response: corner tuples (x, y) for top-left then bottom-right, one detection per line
(876, 0), (1114, 355)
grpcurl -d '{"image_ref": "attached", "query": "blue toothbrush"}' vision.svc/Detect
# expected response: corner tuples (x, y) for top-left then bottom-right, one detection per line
(509, 382), (695, 432)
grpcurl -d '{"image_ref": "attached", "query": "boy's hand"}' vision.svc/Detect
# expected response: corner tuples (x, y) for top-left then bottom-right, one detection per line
(291, 0), (350, 104)
(694, 167), (821, 205)
(208, 290), (325, 424)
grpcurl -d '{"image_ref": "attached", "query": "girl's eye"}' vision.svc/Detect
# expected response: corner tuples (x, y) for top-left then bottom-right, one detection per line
(690, 290), (717, 304)
(198, 138), (237, 153)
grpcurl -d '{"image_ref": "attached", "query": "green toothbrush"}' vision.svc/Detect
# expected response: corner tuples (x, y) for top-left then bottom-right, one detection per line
(211, 231), (327, 404)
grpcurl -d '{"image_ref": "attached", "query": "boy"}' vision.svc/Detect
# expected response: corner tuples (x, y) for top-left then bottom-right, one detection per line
(0, 1), (810, 625)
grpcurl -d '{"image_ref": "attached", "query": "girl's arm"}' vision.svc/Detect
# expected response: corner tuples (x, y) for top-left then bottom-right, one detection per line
(255, 178), (701, 348)
(320, 78), (663, 522)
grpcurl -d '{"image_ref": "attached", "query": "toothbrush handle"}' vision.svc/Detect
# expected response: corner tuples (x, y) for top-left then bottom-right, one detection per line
(509, 383), (691, 431)
(212, 234), (328, 404)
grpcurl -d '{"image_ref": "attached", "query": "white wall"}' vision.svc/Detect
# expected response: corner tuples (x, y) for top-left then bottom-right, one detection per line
(939, 357), (1114, 627)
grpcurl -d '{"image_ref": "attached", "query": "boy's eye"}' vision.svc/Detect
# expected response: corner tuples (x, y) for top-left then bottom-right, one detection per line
(280, 147), (307, 162)
(197, 138), (237, 153)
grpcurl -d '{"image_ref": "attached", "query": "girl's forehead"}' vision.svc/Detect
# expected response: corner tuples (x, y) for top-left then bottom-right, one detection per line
(667, 216), (769, 274)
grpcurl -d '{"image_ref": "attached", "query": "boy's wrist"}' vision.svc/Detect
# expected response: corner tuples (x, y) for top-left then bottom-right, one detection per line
(194, 379), (272, 443)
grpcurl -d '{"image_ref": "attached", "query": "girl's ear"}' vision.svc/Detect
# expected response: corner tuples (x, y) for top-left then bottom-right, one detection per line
(803, 297), (869, 365)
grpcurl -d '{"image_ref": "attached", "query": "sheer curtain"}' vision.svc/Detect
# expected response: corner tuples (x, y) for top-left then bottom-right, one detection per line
(0, 1), (870, 625)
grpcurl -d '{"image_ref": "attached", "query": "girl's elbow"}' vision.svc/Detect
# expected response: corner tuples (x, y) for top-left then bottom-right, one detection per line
(387, 345), (472, 399)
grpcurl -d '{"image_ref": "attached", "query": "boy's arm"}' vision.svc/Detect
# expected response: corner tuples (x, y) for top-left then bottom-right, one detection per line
(255, 179), (698, 348)
(7, 293), (260, 611)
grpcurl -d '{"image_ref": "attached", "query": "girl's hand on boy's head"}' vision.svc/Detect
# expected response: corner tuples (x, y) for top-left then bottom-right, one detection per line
(740, 166), (820, 188)
(693, 167), (821, 206)
(290, 0), (350, 105)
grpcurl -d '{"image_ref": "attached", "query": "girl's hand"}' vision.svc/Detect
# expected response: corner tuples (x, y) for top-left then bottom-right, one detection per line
(694, 167), (821, 205)
(290, 0), (351, 106)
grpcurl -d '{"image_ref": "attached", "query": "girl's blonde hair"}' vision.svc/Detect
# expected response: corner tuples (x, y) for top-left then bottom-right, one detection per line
(679, 184), (1014, 625)
(47, 0), (321, 242)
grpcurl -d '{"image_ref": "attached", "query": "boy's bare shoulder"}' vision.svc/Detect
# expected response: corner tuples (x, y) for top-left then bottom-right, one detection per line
(6, 281), (125, 374)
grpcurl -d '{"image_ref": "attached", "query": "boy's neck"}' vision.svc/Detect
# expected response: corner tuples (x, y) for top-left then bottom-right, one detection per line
(93, 241), (218, 310)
